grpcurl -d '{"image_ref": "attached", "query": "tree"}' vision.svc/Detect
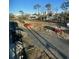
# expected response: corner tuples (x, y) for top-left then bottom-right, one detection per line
(19, 10), (24, 16)
(55, 8), (58, 14)
(45, 3), (52, 16)
(60, 0), (69, 27)
(19, 10), (27, 20)
(61, 0), (69, 11)
(9, 13), (15, 19)
(34, 4), (41, 15)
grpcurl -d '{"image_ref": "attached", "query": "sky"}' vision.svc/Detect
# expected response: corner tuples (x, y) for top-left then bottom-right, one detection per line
(9, 0), (65, 14)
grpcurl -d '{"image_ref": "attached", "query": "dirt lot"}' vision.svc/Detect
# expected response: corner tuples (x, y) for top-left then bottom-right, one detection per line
(22, 20), (69, 40)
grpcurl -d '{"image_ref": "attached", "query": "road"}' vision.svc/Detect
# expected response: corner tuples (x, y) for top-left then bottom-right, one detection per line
(16, 20), (69, 59)
(21, 26), (69, 59)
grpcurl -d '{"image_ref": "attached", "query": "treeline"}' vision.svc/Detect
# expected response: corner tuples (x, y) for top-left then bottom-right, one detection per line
(9, 0), (69, 24)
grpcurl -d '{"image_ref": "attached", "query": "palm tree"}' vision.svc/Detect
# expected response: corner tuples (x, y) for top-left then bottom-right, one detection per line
(19, 10), (24, 16)
(19, 10), (26, 20)
(45, 3), (52, 16)
(45, 3), (52, 13)
(34, 4), (41, 15)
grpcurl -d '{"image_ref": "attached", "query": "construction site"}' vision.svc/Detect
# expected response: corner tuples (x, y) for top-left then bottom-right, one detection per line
(9, 0), (69, 59)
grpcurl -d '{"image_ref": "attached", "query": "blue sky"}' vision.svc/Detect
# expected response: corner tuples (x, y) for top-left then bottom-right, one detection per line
(9, 0), (65, 14)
